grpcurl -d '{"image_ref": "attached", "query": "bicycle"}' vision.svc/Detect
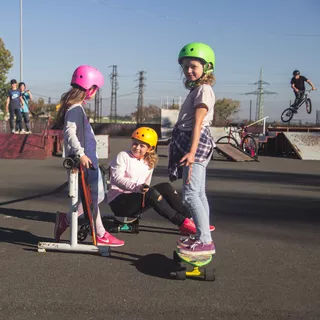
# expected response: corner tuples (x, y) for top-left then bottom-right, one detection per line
(281, 89), (314, 123)
(216, 122), (258, 159)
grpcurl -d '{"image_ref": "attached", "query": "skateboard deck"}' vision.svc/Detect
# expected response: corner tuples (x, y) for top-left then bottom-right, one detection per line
(175, 249), (212, 267)
(113, 216), (139, 224)
(79, 166), (97, 246)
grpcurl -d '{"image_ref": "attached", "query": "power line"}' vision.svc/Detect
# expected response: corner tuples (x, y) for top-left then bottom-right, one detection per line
(244, 68), (277, 120)
(136, 71), (146, 124)
(94, 88), (101, 123)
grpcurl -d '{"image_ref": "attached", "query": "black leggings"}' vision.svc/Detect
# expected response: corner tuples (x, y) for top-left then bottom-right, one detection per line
(109, 182), (191, 226)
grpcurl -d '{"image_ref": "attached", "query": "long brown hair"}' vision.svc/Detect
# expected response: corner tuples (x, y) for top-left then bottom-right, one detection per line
(55, 86), (87, 129)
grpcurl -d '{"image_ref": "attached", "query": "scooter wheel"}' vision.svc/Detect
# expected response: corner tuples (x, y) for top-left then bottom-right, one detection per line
(78, 229), (88, 242)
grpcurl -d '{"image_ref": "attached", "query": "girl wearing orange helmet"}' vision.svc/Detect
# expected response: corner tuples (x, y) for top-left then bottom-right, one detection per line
(108, 127), (203, 235)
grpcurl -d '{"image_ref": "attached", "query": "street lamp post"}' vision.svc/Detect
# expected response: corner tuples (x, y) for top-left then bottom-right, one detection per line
(20, 0), (23, 82)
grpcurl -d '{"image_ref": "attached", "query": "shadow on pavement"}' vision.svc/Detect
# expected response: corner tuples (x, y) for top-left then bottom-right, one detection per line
(0, 181), (68, 206)
(134, 253), (177, 279)
(0, 208), (55, 223)
(0, 227), (52, 248)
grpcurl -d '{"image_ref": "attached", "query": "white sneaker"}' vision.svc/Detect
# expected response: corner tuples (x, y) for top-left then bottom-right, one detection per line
(20, 129), (26, 134)
(11, 129), (16, 134)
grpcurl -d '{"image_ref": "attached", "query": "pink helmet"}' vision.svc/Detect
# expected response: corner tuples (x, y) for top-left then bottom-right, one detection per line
(71, 65), (104, 100)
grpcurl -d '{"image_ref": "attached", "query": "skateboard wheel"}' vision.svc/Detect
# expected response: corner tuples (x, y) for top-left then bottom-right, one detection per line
(204, 269), (215, 281)
(131, 221), (139, 234)
(109, 227), (119, 233)
(78, 229), (88, 242)
(176, 270), (186, 280)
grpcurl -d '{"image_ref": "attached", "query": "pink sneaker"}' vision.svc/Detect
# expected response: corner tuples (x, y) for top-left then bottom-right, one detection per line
(179, 218), (196, 236)
(54, 211), (69, 241)
(96, 232), (125, 247)
(189, 218), (215, 232)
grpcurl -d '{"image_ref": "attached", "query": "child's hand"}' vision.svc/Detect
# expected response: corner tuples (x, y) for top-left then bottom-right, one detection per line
(179, 152), (195, 167)
(80, 155), (92, 169)
(140, 184), (149, 193)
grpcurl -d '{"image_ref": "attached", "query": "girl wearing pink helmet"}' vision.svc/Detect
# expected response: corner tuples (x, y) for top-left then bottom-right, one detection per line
(54, 65), (125, 247)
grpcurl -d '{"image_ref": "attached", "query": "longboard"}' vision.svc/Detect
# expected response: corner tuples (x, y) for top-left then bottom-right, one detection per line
(78, 166), (97, 246)
(175, 249), (212, 267)
(173, 248), (215, 281)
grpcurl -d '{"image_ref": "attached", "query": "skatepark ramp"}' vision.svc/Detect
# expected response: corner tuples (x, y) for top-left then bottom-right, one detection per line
(259, 127), (320, 160)
(283, 132), (320, 160)
(214, 143), (257, 162)
(0, 131), (62, 160)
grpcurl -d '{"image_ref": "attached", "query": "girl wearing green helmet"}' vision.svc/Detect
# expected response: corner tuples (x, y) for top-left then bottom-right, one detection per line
(169, 42), (216, 256)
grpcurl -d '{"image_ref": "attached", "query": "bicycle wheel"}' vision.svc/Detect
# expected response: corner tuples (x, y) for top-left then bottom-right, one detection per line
(216, 136), (238, 146)
(306, 98), (312, 114)
(281, 108), (294, 123)
(241, 135), (258, 159)
(215, 136), (238, 157)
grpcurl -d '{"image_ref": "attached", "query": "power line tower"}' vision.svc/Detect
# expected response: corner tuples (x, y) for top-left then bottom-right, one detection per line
(245, 68), (277, 120)
(316, 110), (320, 125)
(136, 71), (146, 124)
(109, 65), (118, 123)
(94, 88), (100, 123)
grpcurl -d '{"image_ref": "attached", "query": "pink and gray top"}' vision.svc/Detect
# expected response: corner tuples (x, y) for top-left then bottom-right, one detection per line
(175, 84), (215, 131)
(107, 150), (153, 203)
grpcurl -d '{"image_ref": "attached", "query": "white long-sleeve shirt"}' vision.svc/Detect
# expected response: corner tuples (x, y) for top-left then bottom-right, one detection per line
(107, 151), (153, 203)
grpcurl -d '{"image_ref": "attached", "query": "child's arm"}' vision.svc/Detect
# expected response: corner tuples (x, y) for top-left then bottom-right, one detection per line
(64, 107), (85, 158)
(5, 96), (10, 113)
(111, 152), (143, 193)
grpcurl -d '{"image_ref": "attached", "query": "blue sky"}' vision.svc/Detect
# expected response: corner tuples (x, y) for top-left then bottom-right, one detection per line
(1, 0), (320, 121)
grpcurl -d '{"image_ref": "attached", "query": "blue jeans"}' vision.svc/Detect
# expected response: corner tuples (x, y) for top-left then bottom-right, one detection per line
(9, 109), (22, 131)
(182, 153), (212, 243)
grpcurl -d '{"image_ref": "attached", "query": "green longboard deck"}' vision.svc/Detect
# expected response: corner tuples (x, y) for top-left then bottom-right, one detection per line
(176, 249), (212, 267)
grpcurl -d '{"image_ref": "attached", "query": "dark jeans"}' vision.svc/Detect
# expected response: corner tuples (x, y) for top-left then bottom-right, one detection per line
(9, 109), (22, 132)
(109, 182), (191, 226)
(21, 112), (30, 131)
(292, 90), (305, 108)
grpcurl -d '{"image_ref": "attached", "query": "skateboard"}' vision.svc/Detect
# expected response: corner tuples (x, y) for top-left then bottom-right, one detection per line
(78, 216), (140, 242)
(107, 216), (140, 234)
(173, 248), (215, 281)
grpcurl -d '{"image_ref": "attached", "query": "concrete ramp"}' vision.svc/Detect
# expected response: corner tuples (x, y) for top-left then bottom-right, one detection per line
(0, 132), (61, 159)
(215, 143), (257, 162)
(283, 132), (320, 160)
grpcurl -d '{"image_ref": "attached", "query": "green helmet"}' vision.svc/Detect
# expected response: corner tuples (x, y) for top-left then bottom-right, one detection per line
(178, 42), (215, 73)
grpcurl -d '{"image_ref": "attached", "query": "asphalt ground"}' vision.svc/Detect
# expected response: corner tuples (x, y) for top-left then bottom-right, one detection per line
(1, 137), (320, 320)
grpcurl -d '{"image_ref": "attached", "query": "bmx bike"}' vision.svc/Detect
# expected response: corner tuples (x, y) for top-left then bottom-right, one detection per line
(281, 89), (314, 123)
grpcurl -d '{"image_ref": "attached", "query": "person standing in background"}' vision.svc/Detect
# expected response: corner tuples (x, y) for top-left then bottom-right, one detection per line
(19, 82), (33, 134)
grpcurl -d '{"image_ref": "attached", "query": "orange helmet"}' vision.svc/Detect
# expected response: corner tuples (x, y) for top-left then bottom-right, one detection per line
(131, 127), (158, 149)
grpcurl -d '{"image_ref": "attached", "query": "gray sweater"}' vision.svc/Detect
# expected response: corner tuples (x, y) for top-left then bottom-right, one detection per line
(64, 104), (86, 158)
